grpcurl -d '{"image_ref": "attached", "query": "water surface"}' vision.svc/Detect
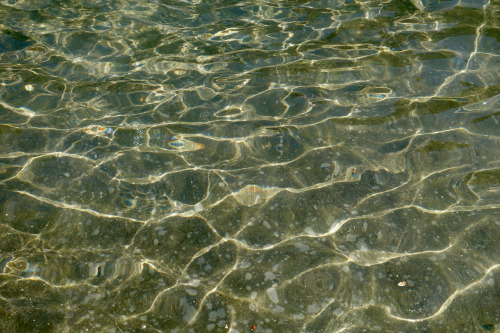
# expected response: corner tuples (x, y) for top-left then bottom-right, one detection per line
(0, 0), (499, 332)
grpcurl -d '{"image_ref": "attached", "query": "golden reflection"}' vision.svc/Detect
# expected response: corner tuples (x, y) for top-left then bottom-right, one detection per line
(233, 184), (281, 206)
(168, 136), (205, 151)
(5, 259), (29, 273)
(82, 125), (114, 136)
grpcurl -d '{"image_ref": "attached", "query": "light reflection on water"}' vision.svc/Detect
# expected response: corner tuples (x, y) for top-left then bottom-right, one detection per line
(0, 0), (499, 332)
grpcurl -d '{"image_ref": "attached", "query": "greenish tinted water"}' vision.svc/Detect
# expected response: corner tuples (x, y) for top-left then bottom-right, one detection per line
(0, 0), (499, 332)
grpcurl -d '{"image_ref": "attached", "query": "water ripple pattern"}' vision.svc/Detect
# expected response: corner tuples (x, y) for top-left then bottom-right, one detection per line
(0, 0), (498, 332)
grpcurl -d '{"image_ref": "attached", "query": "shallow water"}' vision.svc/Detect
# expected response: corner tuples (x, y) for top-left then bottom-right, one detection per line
(0, 0), (499, 332)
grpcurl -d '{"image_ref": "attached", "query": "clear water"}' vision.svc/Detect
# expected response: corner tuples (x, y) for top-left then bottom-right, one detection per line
(0, 0), (499, 332)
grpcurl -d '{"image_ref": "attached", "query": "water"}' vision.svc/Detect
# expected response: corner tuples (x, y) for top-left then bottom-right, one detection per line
(0, 0), (499, 332)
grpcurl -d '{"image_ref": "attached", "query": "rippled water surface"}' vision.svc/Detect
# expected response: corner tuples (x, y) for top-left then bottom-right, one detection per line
(1, 0), (499, 332)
